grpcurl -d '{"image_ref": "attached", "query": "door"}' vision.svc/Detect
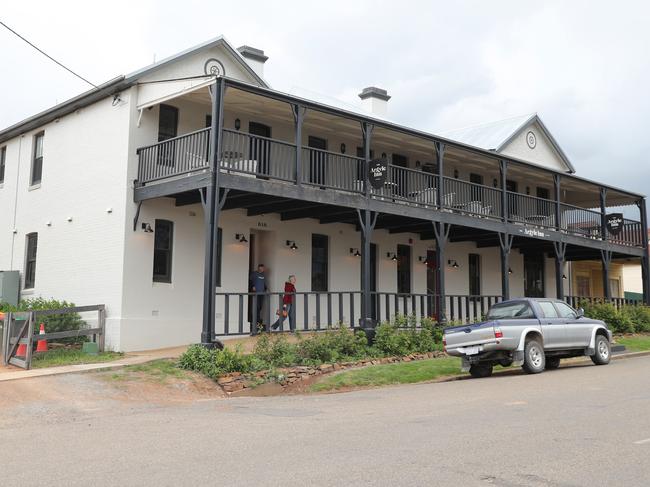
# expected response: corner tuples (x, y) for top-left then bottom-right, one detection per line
(524, 253), (545, 297)
(506, 179), (518, 218)
(308, 136), (327, 186)
(157, 104), (178, 166)
(554, 301), (591, 347)
(469, 173), (484, 205)
(249, 122), (271, 178)
(537, 300), (566, 349)
(536, 187), (550, 216)
(392, 154), (408, 198)
(426, 249), (438, 319)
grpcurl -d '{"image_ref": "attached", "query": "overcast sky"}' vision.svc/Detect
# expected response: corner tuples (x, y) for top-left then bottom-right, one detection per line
(2, 0), (649, 205)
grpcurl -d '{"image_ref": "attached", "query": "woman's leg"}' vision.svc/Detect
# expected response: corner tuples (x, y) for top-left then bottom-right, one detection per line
(288, 303), (296, 331)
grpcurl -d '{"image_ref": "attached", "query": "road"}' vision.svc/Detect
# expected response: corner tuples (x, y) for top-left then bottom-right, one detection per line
(1, 356), (650, 486)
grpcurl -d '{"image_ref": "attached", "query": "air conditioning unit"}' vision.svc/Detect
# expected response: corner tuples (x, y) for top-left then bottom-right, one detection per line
(0, 271), (20, 307)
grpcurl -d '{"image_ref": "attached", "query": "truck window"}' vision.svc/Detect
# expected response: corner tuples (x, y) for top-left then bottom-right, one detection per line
(554, 302), (577, 319)
(487, 302), (534, 320)
(538, 301), (559, 318)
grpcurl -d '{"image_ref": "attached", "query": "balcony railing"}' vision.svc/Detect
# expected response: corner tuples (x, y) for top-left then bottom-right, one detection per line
(136, 128), (645, 248)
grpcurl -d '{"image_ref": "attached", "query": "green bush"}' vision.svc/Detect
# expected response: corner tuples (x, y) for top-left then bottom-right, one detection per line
(1, 298), (88, 344)
(296, 327), (368, 364)
(253, 333), (298, 367)
(179, 344), (264, 378)
(581, 302), (644, 334)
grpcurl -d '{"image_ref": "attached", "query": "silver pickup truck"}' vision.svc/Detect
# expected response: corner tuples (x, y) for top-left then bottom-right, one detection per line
(443, 298), (612, 378)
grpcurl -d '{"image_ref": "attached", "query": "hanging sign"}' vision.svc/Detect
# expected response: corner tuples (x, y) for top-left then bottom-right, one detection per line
(368, 158), (388, 189)
(606, 213), (624, 235)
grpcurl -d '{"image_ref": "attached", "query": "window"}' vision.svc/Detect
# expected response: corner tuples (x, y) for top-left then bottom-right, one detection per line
(538, 301), (559, 318)
(536, 187), (550, 215)
(554, 301), (577, 319)
(355, 147), (374, 181)
(0, 146), (6, 184)
(487, 301), (534, 320)
(153, 220), (174, 283)
(576, 275), (591, 296)
(31, 132), (44, 186)
(311, 234), (329, 291)
(24, 233), (38, 289)
(609, 279), (620, 298)
(397, 244), (411, 294)
(469, 253), (481, 296)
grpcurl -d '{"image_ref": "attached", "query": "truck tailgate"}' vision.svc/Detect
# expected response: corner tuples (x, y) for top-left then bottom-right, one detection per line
(444, 321), (496, 350)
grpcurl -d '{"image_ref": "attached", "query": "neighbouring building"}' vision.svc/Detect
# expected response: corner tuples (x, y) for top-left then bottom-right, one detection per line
(0, 36), (648, 351)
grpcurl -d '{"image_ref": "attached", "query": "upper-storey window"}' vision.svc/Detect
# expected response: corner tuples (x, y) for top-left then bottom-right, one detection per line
(0, 146), (6, 184)
(31, 132), (44, 186)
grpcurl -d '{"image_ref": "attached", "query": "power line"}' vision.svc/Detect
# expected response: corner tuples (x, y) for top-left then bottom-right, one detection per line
(0, 20), (98, 88)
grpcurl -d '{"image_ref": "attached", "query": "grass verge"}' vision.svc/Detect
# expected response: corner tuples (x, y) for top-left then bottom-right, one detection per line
(31, 349), (123, 369)
(310, 357), (462, 392)
(615, 335), (650, 352)
(106, 359), (189, 383)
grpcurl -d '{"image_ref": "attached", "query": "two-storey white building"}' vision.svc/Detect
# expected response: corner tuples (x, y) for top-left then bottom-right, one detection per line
(1, 36), (647, 351)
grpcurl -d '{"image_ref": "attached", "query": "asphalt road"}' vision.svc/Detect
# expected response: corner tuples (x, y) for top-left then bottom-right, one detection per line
(2, 356), (650, 486)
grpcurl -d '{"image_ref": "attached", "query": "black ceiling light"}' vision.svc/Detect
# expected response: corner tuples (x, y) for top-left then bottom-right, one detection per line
(454, 169), (459, 179)
(234, 118), (241, 130)
(340, 143), (346, 154)
(387, 252), (397, 261)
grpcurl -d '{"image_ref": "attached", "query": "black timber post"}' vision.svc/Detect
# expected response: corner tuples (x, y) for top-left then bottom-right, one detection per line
(601, 249), (612, 301)
(201, 77), (225, 348)
(433, 222), (451, 323)
(498, 233), (514, 300)
(362, 122), (374, 197)
(600, 187), (608, 242)
(553, 241), (567, 300)
(436, 142), (445, 207)
(292, 104), (306, 185)
(639, 197), (650, 305)
(554, 174), (561, 231)
(357, 209), (378, 331)
(500, 160), (508, 222)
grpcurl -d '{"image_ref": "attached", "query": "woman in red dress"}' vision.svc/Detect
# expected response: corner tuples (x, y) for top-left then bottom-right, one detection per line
(272, 275), (296, 331)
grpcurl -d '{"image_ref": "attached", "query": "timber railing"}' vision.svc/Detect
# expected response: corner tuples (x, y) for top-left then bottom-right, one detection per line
(135, 128), (645, 248)
(1, 305), (106, 370)
(565, 296), (643, 309)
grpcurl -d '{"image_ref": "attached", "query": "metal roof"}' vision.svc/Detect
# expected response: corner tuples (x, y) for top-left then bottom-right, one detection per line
(437, 113), (576, 173)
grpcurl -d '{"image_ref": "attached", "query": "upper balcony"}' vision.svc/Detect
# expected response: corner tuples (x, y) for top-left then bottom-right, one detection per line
(134, 78), (647, 252)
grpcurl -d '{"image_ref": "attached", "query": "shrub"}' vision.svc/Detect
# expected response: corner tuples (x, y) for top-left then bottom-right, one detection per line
(253, 333), (298, 367)
(296, 327), (369, 364)
(620, 305), (650, 333)
(1, 298), (88, 344)
(179, 344), (264, 378)
(583, 302), (634, 334)
(374, 321), (414, 356)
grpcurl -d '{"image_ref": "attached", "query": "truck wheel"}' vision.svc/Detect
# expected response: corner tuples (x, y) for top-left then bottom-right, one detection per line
(545, 357), (561, 370)
(469, 364), (493, 378)
(591, 335), (610, 365)
(522, 339), (545, 374)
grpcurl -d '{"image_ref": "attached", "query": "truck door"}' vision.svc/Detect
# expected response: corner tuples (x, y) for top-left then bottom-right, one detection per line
(537, 300), (566, 349)
(554, 301), (591, 347)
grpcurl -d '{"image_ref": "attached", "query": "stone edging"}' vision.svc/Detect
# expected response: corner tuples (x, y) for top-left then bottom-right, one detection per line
(216, 351), (446, 393)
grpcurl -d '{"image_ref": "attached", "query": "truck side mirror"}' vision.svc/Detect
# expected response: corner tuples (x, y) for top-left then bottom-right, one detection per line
(576, 308), (584, 319)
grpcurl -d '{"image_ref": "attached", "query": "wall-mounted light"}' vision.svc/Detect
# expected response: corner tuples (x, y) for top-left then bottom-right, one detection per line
(286, 240), (298, 250)
(493, 178), (498, 188)
(562, 274), (568, 280)
(340, 143), (346, 154)
(349, 247), (361, 257)
(141, 222), (154, 233)
(234, 118), (241, 131)
(235, 233), (248, 243)
(453, 169), (459, 179)
(381, 152), (387, 159)
(387, 252), (397, 261)
(526, 186), (530, 195)
(448, 259), (459, 268)
(508, 267), (513, 275)
(415, 160), (421, 167)
(418, 256), (428, 264)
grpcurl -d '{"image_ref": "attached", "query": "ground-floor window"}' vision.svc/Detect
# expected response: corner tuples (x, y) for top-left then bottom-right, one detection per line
(311, 234), (328, 291)
(153, 220), (174, 283)
(469, 253), (481, 297)
(609, 278), (620, 298)
(397, 244), (411, 294)
(24, 233), (38, 289)
(576, 275), (591, 296)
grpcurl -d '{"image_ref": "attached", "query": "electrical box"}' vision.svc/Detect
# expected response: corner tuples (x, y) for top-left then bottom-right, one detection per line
(0, 271), (20, 307)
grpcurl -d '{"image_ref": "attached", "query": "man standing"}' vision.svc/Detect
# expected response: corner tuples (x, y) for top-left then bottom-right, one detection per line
(249, 264), (267, 330)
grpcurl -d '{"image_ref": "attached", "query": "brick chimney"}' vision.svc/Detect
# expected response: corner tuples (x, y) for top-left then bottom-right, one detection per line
(358, 86), (391, 117)
(237, 45), (268, 79)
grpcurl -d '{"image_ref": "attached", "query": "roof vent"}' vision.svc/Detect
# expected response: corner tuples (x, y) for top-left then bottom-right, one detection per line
(237, 45), (268, 78)
(358, 86), (391, 117)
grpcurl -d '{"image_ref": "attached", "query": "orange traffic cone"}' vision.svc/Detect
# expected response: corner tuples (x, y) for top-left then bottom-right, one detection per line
(16, 342), (27, 357)
(36, 323), (48, 352)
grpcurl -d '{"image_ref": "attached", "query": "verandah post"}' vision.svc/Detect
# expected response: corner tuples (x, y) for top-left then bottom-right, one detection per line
(292, 104), (306, 185)
(498, 233), (514, 300)
(432, 222), (451, 323)
(358, 209), (377, 331)
(638, 197), (650, 305)
(553, 241), (567, 300)
(601, 249), (612, 302)
(436, 142), (445, 207)
(201, 77), (225, 347)
(500, 160), (508, 222)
